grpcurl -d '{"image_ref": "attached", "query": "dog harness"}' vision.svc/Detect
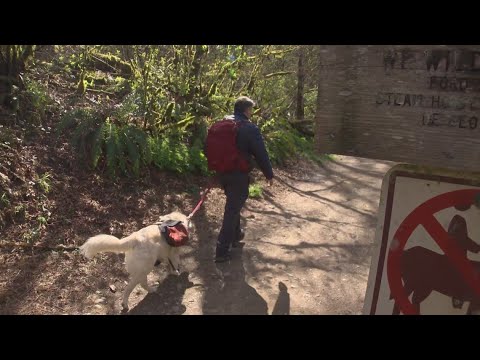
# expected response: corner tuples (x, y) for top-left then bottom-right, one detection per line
(157, 220), (189, 247)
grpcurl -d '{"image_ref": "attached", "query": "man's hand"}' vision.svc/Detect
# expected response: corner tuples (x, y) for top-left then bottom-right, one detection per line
(267, 178), (273, 187)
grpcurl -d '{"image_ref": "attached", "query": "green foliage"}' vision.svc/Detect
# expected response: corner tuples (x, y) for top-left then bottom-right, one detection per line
(0, 46), (35, 100)
(21, 78), (54, 124)
(0, 193), (10, 208)
(261, 117), (321, 165)
(148, 135), (208, 175)
(87, 52), (133, 77)
(189, 138), (209, 175)
(107, 76), (131, 96)
(14, 204), (25, 217)
(248, 183), (263, 199)
(25, 78), (51, 110)
(54, 45), (326, 178)
(57, 108), (104, 164)
(36, 172), (52, 194)
(37, 215), (47, 227)
(58, 108), (209, 178)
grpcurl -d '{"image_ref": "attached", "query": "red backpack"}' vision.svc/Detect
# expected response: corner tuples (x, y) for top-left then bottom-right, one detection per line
(205, 117), (250, 173)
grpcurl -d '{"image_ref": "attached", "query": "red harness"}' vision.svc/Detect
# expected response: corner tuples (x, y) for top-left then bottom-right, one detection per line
(158, 179), (215, 249)
(158, 220), (189, 247)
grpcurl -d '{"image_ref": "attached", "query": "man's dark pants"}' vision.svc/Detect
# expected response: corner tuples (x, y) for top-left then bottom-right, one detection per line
(215, 172), (249, 257)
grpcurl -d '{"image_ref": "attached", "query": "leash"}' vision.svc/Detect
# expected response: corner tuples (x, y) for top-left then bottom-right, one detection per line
(187, 178), (217, 219)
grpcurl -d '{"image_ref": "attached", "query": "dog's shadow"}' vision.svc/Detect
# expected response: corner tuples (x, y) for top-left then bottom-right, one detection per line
(126, 272), (194, 315)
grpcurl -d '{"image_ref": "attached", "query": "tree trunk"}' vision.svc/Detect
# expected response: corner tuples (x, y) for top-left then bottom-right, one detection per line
(0, 45), (34, 105)
(295, 46), (305, 121)
(186, 45), (207, 102)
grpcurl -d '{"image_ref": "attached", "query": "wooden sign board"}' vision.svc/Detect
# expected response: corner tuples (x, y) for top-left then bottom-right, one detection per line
(314, 45), (480, 172)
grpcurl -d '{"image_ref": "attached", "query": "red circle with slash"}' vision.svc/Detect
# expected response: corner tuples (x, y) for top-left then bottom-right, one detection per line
(387, 189), (480, 315)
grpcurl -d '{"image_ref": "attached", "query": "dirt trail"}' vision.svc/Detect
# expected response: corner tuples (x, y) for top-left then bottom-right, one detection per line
(128, 155), (394, 315)
(0, 155), (394, 315)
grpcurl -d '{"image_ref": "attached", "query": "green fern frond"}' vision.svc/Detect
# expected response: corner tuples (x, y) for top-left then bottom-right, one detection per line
(56, 112), (78, 135)
(116, 127), (127, 175)
(106, 123), (118, 176)
(91, 122), (106, 169)
(124, 129), (140, 176)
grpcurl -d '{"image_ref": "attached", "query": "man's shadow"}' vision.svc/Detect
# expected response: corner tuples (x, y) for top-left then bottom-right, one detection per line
(127, 272), (194, 315)
(203, 246), (269, 315)
(272, 282), (290, 315)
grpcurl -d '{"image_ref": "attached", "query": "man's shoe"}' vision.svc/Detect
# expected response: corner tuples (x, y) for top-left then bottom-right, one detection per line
(232, 241), (245, 249)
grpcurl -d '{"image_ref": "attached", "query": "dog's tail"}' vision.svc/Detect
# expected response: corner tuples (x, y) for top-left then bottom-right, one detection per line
(79, 234), (136, 259)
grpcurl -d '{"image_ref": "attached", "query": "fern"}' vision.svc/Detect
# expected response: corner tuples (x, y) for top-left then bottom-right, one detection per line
(91, 122), (106, 169)
(105, 123), (118, 176)
(124, 127), (140, 176)
(263, 123), (320, 165)
(58, 108), (104, 164)
(174, 144), (189, 174)
(116, 129), (127, 175)
(56, 109), (81, 135)
(59, 107), (322, 177)
(189, 138), (209, 175)
(128, 126), (149, 167)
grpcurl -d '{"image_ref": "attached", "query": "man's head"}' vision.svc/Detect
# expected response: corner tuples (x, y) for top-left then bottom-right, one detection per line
(234, 96), (255, 118)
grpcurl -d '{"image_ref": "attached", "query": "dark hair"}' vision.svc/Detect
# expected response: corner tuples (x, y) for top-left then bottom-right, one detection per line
(234, 96), (255, 114)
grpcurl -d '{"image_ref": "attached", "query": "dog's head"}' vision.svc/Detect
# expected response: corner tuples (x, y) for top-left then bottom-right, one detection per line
(158, 211), (194, 232)
(158, 211), (195, 276)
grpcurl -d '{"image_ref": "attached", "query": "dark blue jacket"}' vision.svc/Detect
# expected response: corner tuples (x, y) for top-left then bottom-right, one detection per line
(227, 112), (274, 180)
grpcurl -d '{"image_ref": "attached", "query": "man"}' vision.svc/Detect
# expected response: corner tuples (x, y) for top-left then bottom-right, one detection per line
(213, 96), (274, 263)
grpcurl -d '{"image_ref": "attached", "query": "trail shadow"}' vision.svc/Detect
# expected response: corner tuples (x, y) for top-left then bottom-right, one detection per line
(0, 252), (49, 314)
(244, 241), (371, 275)
(202, 247), (268, 315)
(127, 272), (195, 315)
(271, 177), (376, 221)
(272, 282), (290, 315)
